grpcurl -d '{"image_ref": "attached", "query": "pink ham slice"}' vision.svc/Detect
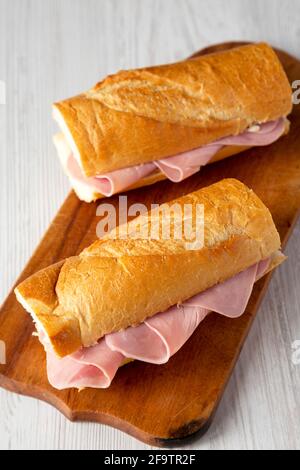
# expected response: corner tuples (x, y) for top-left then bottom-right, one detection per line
(155, 144), (221, 183)
(65, 118), (285, 195)
(46, 259), (269, 389)
(106, 305), (209, 364)
(66, 153), (156, 198)
(184, 263), (259, 318)
(106, 258), (269, 360)
(94, 163), (156, 197)
(156, 119), (285, 182)
(46, 339), (125, 390)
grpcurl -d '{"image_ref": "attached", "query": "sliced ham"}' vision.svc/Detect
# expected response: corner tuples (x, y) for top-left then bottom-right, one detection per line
(106, 305), (209, 364)
(156, 119), (285, 182)
(66, 152), (156, 197)
(92, 163), (156, 197)
(184, 258), (270, 319)
(184, 263), (258, 318)
(46, 339), (124, 390)
(62, 118), (285, 195)
(46, 260), (269, 390)
(155, 144), (222, 183)
(255, 258), (270, 280)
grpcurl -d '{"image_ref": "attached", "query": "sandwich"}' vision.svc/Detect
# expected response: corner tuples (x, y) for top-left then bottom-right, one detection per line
(15, 179), (285, 390)
(52, 42), (292, 202)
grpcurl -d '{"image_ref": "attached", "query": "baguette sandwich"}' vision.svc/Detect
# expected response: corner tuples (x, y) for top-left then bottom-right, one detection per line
(53, 43), (292, 202)
(15, 179), (285, 390)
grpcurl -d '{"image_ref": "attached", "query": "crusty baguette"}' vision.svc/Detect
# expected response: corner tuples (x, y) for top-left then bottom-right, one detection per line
(53, 43), (292, 177)
(15, 179), (281, 357)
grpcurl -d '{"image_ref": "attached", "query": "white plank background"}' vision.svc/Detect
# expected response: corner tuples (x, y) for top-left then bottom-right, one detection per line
(0, 0), (300, 450)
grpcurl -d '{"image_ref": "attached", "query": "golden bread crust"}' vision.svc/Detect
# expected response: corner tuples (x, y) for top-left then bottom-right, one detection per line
(53, 43), (292, 176)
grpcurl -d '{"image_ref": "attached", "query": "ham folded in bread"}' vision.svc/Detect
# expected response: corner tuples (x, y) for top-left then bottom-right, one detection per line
(52, 43), (292, 202)
(45, 258), (269, 390)
(15, 179), (284, 391)
(55, 118), (286, 199)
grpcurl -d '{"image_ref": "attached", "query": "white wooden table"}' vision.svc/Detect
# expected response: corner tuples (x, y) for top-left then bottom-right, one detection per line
(0, 0), (300, 450)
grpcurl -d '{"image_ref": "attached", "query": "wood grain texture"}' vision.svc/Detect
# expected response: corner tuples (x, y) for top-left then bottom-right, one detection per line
(1, 0), (300, 450)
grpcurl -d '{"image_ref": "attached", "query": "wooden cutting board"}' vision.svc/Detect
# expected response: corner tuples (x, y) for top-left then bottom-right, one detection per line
(1, 42), (300, 447)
